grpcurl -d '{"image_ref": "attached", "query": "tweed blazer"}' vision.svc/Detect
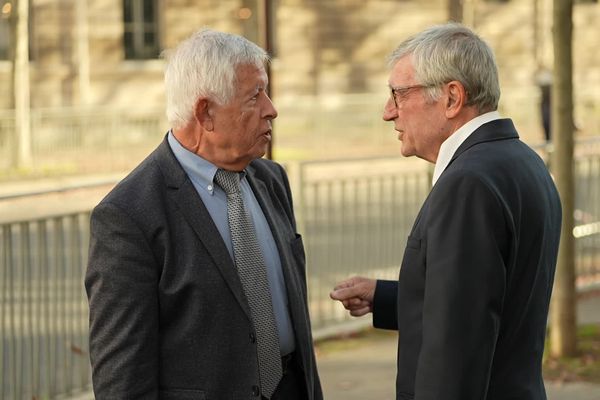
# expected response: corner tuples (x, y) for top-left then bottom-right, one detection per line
(85, 137), (323, 400)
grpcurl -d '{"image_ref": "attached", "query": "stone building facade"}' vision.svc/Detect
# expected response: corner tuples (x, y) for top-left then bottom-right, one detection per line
(0, 0), (599, 167)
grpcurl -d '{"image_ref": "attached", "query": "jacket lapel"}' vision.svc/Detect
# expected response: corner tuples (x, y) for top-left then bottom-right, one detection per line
(245, 165), (292, 275)
(246, 164), (299, 304)
(154, 138), (252, 320)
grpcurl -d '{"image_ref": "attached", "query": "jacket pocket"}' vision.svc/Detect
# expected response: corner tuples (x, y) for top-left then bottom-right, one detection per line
(159, 389), (206, 400)
(290, 233), (308, 291)
(290, 233), (306, 266)
(399, 235), (425, 280)
(406, 235), (421, 250)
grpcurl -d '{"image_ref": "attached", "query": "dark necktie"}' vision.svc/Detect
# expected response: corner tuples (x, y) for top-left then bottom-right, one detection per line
(213, 169), (282, 398)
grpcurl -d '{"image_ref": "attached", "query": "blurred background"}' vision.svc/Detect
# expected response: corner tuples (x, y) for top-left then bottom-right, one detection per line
(0, 0), (599, 399)
(0, 0), (598, 175)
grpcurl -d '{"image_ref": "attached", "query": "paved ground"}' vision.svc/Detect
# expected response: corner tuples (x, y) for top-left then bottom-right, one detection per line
(316, 293), (600, 400)
(317, 331), (600, 400)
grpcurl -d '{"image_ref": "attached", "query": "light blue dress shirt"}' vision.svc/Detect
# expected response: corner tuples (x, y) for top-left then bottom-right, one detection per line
(168, 132), (295, 356)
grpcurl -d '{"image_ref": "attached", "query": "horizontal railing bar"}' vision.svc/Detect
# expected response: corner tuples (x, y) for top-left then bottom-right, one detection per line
(0, 177), (121, 201)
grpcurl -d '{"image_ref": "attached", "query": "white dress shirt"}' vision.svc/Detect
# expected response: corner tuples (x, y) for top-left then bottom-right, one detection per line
(432, 111), (501, 186)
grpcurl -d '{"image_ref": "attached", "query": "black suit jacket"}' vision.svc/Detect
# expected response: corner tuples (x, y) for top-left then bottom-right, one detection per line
(372, 119), (561, 400)
(85, 137), (323, 400)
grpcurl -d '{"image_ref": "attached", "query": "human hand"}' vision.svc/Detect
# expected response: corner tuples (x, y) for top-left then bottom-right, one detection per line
(329, 276), (376, 317)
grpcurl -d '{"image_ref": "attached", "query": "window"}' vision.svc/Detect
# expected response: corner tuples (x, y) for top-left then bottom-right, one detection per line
(0, 1), (34, 61)
(123, 0), (159, 60)
(0, 1), (12, 60)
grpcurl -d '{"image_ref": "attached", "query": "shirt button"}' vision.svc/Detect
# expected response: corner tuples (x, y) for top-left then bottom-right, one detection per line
(252, 385), (260, 396)
(207, 184), (213, 191)
(250, 332), (256, 343)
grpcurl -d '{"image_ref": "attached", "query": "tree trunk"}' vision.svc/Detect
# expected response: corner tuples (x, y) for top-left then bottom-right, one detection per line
(448, 0), (463, 22)
(8, 0), (17, 168)
(14, 0), (32, 168)
(76, 0), (91, 106)
(258, 0), (274, 159)
(549, 0), (577, 357)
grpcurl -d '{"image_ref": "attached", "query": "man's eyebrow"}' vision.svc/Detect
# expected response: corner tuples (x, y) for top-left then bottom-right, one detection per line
(249, 84), (268, 95)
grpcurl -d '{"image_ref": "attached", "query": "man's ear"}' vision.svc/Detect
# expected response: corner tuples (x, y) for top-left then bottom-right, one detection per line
(194, 98), (214, 131)
(445, 81), (467, 119)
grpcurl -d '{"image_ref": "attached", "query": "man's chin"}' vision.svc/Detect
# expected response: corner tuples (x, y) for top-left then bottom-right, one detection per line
(253, 146), (269, 160)
(400, 146), (413, 158)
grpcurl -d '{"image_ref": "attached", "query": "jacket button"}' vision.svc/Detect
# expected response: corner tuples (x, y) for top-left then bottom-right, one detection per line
(250, 332), (256, 343)
(252, 385), (260, 396)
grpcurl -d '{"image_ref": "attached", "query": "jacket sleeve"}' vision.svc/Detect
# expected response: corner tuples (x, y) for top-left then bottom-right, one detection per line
(415, 171), (507, 400)
(85, 202), (160, 400)
(373, 280), (399, 330)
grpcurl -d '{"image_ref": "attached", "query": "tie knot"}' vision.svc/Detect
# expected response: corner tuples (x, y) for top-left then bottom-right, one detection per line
(214, 169), (241, 195)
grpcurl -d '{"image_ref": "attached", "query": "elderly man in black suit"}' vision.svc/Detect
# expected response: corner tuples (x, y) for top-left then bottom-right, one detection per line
(331, 23), (561, 400)
(85, 29), (322, 400)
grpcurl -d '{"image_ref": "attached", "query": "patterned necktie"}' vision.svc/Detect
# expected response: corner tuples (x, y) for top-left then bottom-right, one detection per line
(213, 169), (282, 398)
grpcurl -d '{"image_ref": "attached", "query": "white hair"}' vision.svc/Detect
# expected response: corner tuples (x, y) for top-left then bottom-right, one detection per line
(163, 29), (269, 129)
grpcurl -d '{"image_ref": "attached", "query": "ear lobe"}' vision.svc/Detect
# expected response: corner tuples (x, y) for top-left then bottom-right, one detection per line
(194, 98), (214, 131)
(445, 81), (466, 118)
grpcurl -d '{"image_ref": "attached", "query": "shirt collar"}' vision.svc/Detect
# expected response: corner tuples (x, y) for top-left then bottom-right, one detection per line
(432, 111), (501, 186)
(167, 131), (219, 195)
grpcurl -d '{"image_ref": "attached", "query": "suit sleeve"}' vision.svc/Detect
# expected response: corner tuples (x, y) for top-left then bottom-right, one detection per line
(85, 202), (160, 400)
(415, 171), (507, 400)
(373, 280), (399, 330)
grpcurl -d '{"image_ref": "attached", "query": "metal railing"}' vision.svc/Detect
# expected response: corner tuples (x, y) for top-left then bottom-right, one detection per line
(574, 150), (600, 286)
(1, 213), (92, 400)
(288, 157), (432, 337)
(0, 108), (166, 173)
(1, 141), (600, 399)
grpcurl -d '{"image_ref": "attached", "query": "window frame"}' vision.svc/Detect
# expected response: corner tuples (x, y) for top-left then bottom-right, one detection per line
(122, 0), (160, 60)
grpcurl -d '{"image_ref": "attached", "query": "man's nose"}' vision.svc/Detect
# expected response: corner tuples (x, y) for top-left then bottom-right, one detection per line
(263, 94), (278, 120)
(382, 98), (398, 121)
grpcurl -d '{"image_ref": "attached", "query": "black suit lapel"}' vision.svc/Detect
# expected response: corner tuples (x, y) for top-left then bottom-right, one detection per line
(155, 138), (252, 320)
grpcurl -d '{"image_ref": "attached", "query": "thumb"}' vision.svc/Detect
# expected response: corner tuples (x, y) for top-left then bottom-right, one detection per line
(330, 285), (361, 301)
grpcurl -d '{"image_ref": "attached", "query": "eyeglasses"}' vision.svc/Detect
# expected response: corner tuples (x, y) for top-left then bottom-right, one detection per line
(389, 84), (435, 108)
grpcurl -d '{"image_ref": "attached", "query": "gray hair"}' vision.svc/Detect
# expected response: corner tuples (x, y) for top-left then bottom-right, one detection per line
(163, 29), (269, 129)
(388, 23), (500, 113)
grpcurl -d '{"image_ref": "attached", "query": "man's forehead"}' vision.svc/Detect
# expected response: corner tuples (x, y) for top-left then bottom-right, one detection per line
(389, 62), (415, 86)
(236, 63), (266, 76)
(235, 64), (268, 85)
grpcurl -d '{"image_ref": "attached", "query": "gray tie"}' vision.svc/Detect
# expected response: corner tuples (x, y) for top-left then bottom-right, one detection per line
(214, 169), (282, 398)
